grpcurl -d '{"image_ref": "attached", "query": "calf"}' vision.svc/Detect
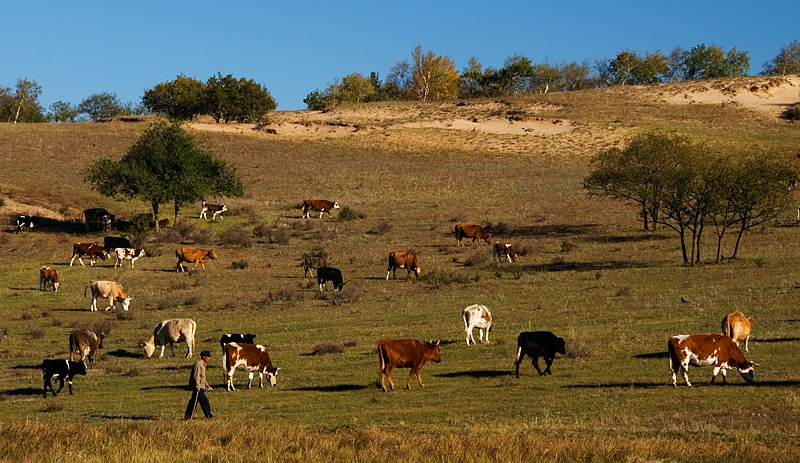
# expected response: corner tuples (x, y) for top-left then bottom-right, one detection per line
(721, 311), (753, 352)
(39, 266), (60, 292)
(104, 236), (132, 253)
(301, 199), (339, 219)
(16, 215), (35, 233)
(455, 224), (492, 247)
(114, 247), (146, 268)
(302, 255), (328, 278)
(42, 359), (87, 398)
(200, 202), (227, 220)
(176, 247), (218, 272)
(668, 334), (756, 388)
(386, 251), (421, 280)
(223, 342), (280, 391)
(70, 242), (108, 266)
(85, 280), (132, 311)
(378, 339), (441, 391)
(492, 242), (518, 263)
(69, 329), (105, 365)
(317, 266), (345, 291)
(514, 331), (566, 378)
(462, 304), (495, 345)
(141, 318), (196, 358)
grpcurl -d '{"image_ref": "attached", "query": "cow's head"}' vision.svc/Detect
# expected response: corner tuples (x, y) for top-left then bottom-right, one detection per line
(100, 250), (109, 260)
(69, 360), (88, 377)
(208, 250), (219, 260)
(484, 233), (493, 244)
(555, 336), (567, 355)
(414, 265), (422, 279)
(738, 362), (756, 384)
(505, 244), (519, 263)
(120, 297), (132, 311)
(140, 341), (155, 358)
(427, 340), (441, 363)
(334, 281), (346, 291)
(266, 367), (281, 386)
(332, 202), (340, 210)
(52, 281), (60, 292)
(97, 333), (106, 349)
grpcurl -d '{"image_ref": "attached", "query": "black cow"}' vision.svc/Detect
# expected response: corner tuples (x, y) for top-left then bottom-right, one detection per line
(317, 267), (345, 291)
(16, 215), (35, 233)
(219, 333), (257, 349)
(104, 236), (132, 253)
(42, 359), (87, 397)
(514, 331), (566, 378)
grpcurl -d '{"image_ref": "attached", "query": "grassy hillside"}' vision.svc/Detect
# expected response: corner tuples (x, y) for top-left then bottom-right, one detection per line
(1, 77), (800, 462)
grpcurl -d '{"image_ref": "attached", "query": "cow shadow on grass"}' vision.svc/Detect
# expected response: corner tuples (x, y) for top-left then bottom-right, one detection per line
(564, 382), (664, 390)
(3, 387), (43, 396)
(751, 337), (800, 343)
(10, 363), (43, 370)
(139, 385), (189, 391)
(92, 414), (153, 421)
(632, 351), (670, 359)
(107, 349), (141, 359)
(436, 369), (514, 379)
(291, 384), (370, 392)
(519, 260), (659, 273)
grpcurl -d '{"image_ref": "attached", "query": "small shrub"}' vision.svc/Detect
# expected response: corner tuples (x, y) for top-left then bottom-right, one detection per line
(128, 213), (154, 236)
(43, 401), (64, 413)
(615, 286), (630, 297)
(21, 311), (33, 320)
(116, 311), (134, 321)
(560, 240), (576, 252)
(184, 296), (200, 306)
(311, 341), (345, 355)
(780, 103), (800, 121)
(366, 220), (392, 235)
(463, 251), (488, 267)
(328, 286), (361, 306)
(485, 221), (510, 235)
(563, 333), (593, 360)
(337, 206), (364, 221)
(29, 328), (46, 339)
(156, 299), (177, 310)
(50, 318), (63, 327)
(266, 289), (305, 306)
(219, 226), (252, 247)
(450, 213), (467, 223)
(231, 260), (249, 270)
(93, 320), (117, 334)
(421, 269), (474, 289)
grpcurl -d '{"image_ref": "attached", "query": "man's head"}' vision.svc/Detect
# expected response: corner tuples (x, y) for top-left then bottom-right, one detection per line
(200, 350), (211, 362)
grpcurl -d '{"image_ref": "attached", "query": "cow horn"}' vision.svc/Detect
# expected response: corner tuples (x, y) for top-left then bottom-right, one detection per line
(435, 340), (440, 346)
(751, 362), (760, 366)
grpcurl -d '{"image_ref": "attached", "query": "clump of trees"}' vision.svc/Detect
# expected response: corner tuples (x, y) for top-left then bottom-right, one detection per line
(83, 121), (244, 230)
(584, 132), (796, 265)
(47, 92), (146, 122)
(142, 73), (276, 123)
(0, 79), (46, 123)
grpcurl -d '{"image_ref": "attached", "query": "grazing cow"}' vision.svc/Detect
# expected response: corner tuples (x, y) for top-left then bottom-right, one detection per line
(114, 247), (146, 268)
(668, 334), (756, 388)
(223, 342), (280, 391)
(386, 251), (421, 280)
(16, 215), (35, 233)
(200, 201), (227, 220)
(317, 266), (345, 291)
(39, 266), (60, 292)
(219, 334), (257, 380)
(82, 208), (114, 232)
(492, 242), (519, 263)
(514, 331), (566, 378)
(378, 339), (441, 391)
(157, 218), (171, 228)
(85, 280), (132, 312)
(69, 329), (105, 365)
(141, 318), (197, 358)
(463, 304), (495, 345)
(302, 255), (328, 278)
(301, 199), (339, 219)
(455, 224), (492, 247)
(721, 311), (753, 352)
(176, 247), (218, 272)
(70, 242), (109, 266)
(103, 236), (132, 253)
(42, 359), (87, 398)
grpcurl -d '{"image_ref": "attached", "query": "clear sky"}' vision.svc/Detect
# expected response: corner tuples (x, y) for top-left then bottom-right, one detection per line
(4, 1), (799, 111)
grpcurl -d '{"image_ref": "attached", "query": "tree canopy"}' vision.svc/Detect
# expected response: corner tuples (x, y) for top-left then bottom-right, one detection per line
(762, 39), (800, 75)
(0, 78), (45, 123)
(84, 121), (244, 230)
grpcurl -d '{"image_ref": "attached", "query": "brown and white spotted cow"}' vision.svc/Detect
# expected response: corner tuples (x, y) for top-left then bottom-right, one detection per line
(386, 251), (421, 280)
(69, 329), (105, 365)
(200, 202), (227, 220)
(301, 199), (339, 219)
(70, 242), (108, 266)
(39, 266), (60, 292)
(223, 342), (280, 391)
(85, 280), (132, 312)
(114, 248), (146, 268)
(668, 334), (756, 388)
(176, 247), (218, 272)
(462, 304), (496, 345)
(455, 224), (492, 247)
(378, 339), (441, 391)
(721, 311), (753, 352)
(492, 242), (518, 263)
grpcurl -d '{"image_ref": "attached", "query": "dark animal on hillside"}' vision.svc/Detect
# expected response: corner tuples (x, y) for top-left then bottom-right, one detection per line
(377, 339), (441, 391)
(455, 224), (492, 247)
(104, 236), (132, 253)
(302, 256), (328, 278)
(16, 215), (35, 233)
(317, 266), (345, 291)
(82, 208), (114, 232)
(42, 359), (87, 397)
(514, 331), (566, 378)
(668, 334), (755, 388)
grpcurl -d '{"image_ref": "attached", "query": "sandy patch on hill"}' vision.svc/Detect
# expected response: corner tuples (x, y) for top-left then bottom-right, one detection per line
(658, 76), (800, 114)
(400, 117), (575, 135)
(1, 197), (65, 220)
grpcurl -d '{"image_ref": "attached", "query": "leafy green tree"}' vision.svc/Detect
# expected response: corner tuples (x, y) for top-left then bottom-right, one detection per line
(304, 89), (328, 110)
(142, 74), (207, 120)
(762, 39), (800, 75)
(206, 73), (276, 123)
(79, 92), (124, 121)
(598, 51), (669, 86)
(83, 121), (244, 230)
(410, 45), (460, 101)
(678, 44), (750, 80)
(46, 101), (79, 122)
(0, 78), (45, 123)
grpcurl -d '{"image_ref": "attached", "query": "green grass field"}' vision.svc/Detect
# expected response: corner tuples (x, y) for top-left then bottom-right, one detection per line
(1, 80), (800, 462)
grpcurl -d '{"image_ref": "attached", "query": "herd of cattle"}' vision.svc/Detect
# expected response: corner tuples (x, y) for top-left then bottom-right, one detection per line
(26, 201), (759, 400)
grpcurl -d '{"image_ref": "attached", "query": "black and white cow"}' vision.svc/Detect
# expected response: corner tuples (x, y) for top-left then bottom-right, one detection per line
(317, 267), (345, 291)
(16, 215), (35, 233)
(42, 359), (87, 397)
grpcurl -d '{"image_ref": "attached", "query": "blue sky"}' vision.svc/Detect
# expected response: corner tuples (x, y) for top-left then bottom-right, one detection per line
(3, 1), (799, 111)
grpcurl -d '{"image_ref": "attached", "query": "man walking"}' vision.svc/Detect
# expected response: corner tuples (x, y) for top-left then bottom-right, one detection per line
(185, 350), (213, 420)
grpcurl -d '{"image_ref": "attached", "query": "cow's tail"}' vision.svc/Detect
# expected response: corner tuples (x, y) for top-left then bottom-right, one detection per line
(722, 315), (732, 337)
(84, 283), (90, 298)
(377, 341), (386, 373)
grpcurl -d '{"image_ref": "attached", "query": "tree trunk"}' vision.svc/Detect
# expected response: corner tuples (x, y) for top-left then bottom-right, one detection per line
(152, 202), (160, 233)
(679, 228), (689, 264)
(730, 218), (747, 260)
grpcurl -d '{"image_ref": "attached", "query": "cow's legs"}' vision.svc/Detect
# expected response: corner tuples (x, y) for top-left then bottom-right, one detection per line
(55, 378), (65, 396)
(258, 371), (264, 388)
(744, 336), (750, 353)
(68, 378), (75, 395)
(227, 372), (236, 391)
(543, 357), (554, 375)
(159, 344), (167, 358)
(43, 378), (52, 397)
(532, 357), (546, 376)
(680, 363), (693, 387)
(90, 297), (97, 312)
(410, 368), (425, 388)
(514, 348), (525, 378)
(247, 371), (254, 389)
(169, 343), (176, 357)
(385, 366), (396, 390)
(379, 368), (387, 392)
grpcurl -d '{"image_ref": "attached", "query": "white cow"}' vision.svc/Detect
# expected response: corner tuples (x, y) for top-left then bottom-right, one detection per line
(462, 304), (495, 345)
(85, 280), (132, 312)
(141, 318), (196, 358)
(113, 247), (146, 268)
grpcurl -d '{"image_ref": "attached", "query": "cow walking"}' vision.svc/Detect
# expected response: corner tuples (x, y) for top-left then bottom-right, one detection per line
(114, 247), (146, 268)
(85, 280), (132, 311)
(455, 224), (492, 247)
(42, 359), (87, 397)
(514, 331), (566, 378)
(302, 255), (327, 278)
(69, 329), (105, 365)
(200, 202), (227, 220)
(176, 247), (218, 272)
(378, 339), (441, 391)
(70, 242), (108, 266)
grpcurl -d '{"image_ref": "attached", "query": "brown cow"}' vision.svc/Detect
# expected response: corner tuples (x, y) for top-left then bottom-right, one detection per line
(223, 342), (280, 391)
(69, 329), (105, 364)
(70, 242), (108, 266)
(492, 242), (518, 263)
(200, 202), (227, 220)
(721, 311), (753, 352)
(39, 266), (60, 292)
(668, 334), (756, 388)
(386, 251), (421, 280)
(176, 247), (218, 272)
(377, 339), (441, 391)
(302, 255), (328, 278)
(455, 224), (492, 247)
(301, 199), (339, 219)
